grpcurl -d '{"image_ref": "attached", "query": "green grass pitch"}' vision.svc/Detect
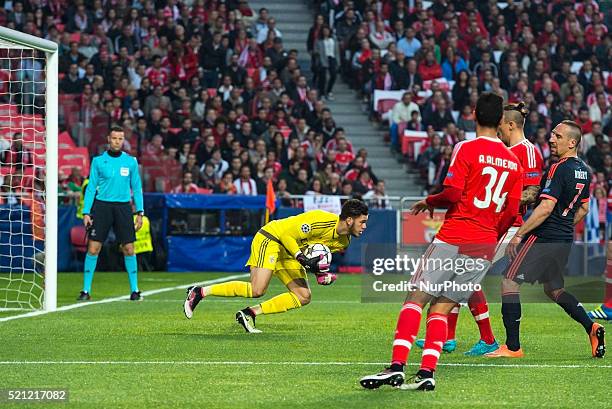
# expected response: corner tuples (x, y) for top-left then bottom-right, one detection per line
(1, 272), (610, 408)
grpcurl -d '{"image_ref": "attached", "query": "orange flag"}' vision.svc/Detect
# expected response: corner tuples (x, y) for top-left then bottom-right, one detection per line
(265, 179), (276, 215)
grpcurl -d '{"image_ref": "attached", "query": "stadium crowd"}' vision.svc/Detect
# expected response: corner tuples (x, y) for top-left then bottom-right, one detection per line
(311, 0), (610, 199)
(0, 0), (389, 204)
(0, 0), (609, 214)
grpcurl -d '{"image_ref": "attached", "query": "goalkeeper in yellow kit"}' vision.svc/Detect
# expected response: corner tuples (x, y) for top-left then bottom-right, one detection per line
(183, 199), (369, 333)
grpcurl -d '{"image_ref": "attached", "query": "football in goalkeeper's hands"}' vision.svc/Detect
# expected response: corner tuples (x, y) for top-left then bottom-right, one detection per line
(304, 243), (332, 272)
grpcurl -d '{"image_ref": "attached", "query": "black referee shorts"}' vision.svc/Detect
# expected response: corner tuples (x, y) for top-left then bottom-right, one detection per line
(504, 234), (572, 290)
(89, 200), (136, 245)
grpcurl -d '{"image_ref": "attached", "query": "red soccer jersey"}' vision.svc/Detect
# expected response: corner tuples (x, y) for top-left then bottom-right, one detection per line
(509, 139), (544, 226)
(436, 136), (523, 258)
(335, 151), (355, 172)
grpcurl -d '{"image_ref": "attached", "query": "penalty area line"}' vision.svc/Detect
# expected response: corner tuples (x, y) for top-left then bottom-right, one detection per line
(0, 361), (609, 369)
(0, 273), (249, 323)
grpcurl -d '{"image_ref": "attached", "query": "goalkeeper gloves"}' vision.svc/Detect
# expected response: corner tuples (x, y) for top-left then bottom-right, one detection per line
(296, 253), (326, 273)
(316, 272), (337, 286)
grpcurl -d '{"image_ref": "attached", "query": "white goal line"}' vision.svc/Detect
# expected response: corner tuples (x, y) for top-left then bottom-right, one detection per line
(0, 273), (250, 323)
(0, 361), (609, 369)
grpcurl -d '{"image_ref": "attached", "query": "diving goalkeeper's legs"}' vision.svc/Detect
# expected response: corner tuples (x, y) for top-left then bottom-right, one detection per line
(183, 266), (272, 319)
(236, 276), (311, 333)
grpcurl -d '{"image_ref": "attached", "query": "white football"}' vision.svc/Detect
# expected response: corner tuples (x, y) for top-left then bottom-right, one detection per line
(304, 243), (332, 271)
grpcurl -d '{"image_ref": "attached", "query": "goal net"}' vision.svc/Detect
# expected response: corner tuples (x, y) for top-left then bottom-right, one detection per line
(0, 27), (57, 313)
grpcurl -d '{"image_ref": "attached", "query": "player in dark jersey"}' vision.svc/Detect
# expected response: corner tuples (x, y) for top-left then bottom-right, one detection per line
(486, 120), (606, 359)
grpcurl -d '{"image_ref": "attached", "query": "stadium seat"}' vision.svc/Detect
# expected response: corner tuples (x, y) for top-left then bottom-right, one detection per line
(58, 131), (76, 149)
(376, 99), (398, 116)
(59, 147), (90, 177)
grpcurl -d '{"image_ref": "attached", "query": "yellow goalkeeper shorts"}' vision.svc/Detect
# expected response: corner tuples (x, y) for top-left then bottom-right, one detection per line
(246, 231), (307, 286)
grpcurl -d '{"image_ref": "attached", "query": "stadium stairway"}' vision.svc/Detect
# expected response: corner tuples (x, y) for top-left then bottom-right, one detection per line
(321, 81), (423, 198)
(250, 0), (422, 198)
(249, 0), (312, 72)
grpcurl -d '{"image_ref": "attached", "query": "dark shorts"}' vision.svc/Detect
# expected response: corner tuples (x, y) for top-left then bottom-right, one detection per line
(504, 234), (572, 290)
(89, 200), (136, 244)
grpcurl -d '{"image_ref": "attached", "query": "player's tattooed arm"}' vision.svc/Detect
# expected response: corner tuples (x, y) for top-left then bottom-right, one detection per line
(520, 185), (540, 205)
(573, 201), (589, 225)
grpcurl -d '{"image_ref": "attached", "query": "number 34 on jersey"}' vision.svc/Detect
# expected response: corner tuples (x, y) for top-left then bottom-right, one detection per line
(435, 137), (524, 245)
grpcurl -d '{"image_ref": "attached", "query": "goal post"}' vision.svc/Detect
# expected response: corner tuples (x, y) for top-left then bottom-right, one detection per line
(0, 26), (58, 312)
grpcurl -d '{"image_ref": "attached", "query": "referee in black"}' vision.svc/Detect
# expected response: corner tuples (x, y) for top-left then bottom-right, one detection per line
(79, 126), (144, 301)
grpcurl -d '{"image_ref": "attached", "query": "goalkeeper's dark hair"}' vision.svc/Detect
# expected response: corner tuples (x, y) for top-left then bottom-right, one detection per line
(503, 101), (529, 128)
(340, 198), (368, 220)
(475, 92), (503, 128)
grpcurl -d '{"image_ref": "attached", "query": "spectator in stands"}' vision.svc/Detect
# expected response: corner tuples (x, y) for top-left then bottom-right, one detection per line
(352, 169), (374, 195)
(429, 145), (453, 194)
(176, 118), (198, 146)
(363, 179), (390, 209)
(472, 51), (498, 79)
(423, 98), (454, 130)
(5, 134), (32, 170)
(60, 63), (85, 94)
(233, 165), (257, 195)
(587, 135), (608, 173)
(457, 104), (476, 132)
(406, 110), (422, 131)
(200, 32), (226, 88)
(441, 47), (469, 81)
(257, 17), (282, 44)
(418, 50), (443, 81)
(143, 135), (165, 162)
(402, 58), (423, 93)
(335, 138), (356, 173)
(589, 92), (611, 124)
(325, 128), (352, 152)
(315, 25), (339, 101)
(215, 171), (238, 194)
(582, 121), (605, 155)
(199, 161), (218, 191)
(306, 179), (324, 196)
(341, 180), (354, 197)
(390, 92), (421, 150)
(397, 27), (422, 59)
(369, 20), (394, 50)
(144, 86), (171, 118)
(7, 1), (25, 31)
(183, 153), (201, 186)
(60, 42), (87, 73)
(576, 106), (594, 135)
(308, 14), (326, 84)
(0, 134), (10, 164)
(325, 172), (342, 195)
(291, 168), (309, 195)
(279, 159), (301, 191)
(64, 167), (84, 203)
(172, 171), (199, 193)
(256, 166), (275, 195)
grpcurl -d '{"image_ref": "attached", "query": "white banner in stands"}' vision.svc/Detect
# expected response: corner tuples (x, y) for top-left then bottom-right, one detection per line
(373, 90), (404, 112)
(303, 195), (342, 215)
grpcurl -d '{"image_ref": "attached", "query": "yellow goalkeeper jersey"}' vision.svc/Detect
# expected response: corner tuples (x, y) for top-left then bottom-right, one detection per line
(261, 209), (351, 259)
